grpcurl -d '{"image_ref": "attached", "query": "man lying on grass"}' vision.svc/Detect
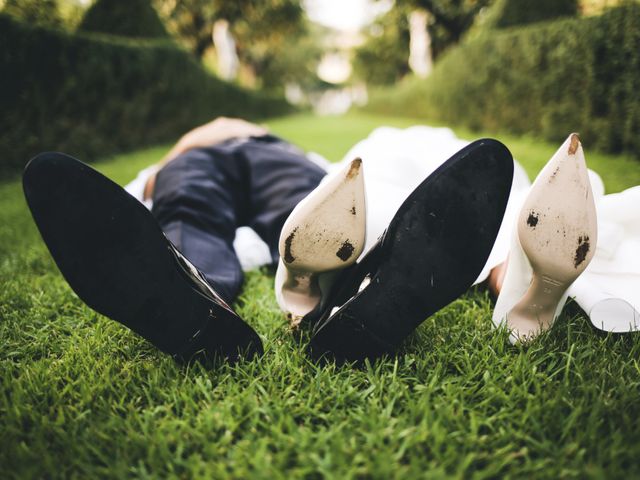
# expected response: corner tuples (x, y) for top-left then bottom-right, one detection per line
(22, 117), (640, 365)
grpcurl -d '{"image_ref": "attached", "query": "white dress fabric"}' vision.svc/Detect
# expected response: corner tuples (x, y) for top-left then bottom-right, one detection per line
(125, 126), (640, 333)
(570, 186), (640, 331)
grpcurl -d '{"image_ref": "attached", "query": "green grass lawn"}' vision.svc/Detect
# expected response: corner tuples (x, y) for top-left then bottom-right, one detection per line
(1, 112), (640, 478)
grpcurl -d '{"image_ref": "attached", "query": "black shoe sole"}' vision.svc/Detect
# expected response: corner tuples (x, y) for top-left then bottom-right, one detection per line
(23, 152), (263, 363)
(309, 139), (514, 362)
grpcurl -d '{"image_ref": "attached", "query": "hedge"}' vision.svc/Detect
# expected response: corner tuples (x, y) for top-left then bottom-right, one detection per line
(481, 0), (579, 29)
(365, 4), (640, 157)
(0, 14), (292, 178)
(78, 0), (169, 39)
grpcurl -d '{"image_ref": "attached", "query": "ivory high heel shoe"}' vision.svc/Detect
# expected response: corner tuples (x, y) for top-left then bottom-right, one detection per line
(275, 158), (366, 326)
(493, 134), (598, 342)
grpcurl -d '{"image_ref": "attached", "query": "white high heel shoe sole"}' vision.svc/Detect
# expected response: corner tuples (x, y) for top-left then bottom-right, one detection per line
(493, 134), (598, 342)
(275, 158), (366, 325)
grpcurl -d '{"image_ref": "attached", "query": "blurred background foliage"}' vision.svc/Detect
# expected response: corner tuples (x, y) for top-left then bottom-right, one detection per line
(0, 0), (638, 178)
(478, 0), (579, 28)
(363, 0), (640, 156)
(153, 0), (323, 89)
(2, 0), (72, 28)
(0, 1), (293, 177)
(78, 0), (169, 38)
(353, 5), (411, 86)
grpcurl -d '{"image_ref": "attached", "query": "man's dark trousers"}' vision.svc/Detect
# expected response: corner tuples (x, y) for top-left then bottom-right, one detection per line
(151, 135), (327, 303)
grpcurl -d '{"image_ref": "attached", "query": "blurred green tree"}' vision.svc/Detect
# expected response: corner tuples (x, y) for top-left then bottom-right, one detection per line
(251, 21), (325, 90)
(353, 0), (492, 85)
(156, 1), (304, 59)
(2, 0), (63, 28)
(155, 0), (215, 58)
(155, 0), (318, 90)
(78, 0), (169, 38)
(219, 0), (309, 88)
(353, 6), (411, 85)
(398, 0), (491, 55)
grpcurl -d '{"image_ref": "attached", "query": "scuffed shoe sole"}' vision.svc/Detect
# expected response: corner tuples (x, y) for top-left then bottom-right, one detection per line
(23, 152), (263, 363)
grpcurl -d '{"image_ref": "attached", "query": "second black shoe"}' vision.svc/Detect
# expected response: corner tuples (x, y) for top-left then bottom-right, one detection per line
(308, 139), (514, 362)
(23, 152), (263, 363)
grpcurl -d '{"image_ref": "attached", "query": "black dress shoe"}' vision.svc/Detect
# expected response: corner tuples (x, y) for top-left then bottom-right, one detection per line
(308, 139), (514, 362)
(23, 152), (263, 363)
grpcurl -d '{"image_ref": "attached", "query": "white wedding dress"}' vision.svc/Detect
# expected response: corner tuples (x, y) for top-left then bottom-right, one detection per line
(125, 126), (640, 333)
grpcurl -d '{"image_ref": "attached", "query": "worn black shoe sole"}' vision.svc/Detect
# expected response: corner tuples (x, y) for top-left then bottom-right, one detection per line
(23, 152), (263, 363)
(309, 139), (514, 362)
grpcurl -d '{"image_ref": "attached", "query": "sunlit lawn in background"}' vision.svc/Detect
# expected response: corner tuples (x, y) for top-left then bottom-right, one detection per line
(1, 113), (639, 478)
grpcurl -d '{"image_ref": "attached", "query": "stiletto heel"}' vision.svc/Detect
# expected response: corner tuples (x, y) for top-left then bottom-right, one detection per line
(275, 158), (366, 325)
(493, 133), (598, 342)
